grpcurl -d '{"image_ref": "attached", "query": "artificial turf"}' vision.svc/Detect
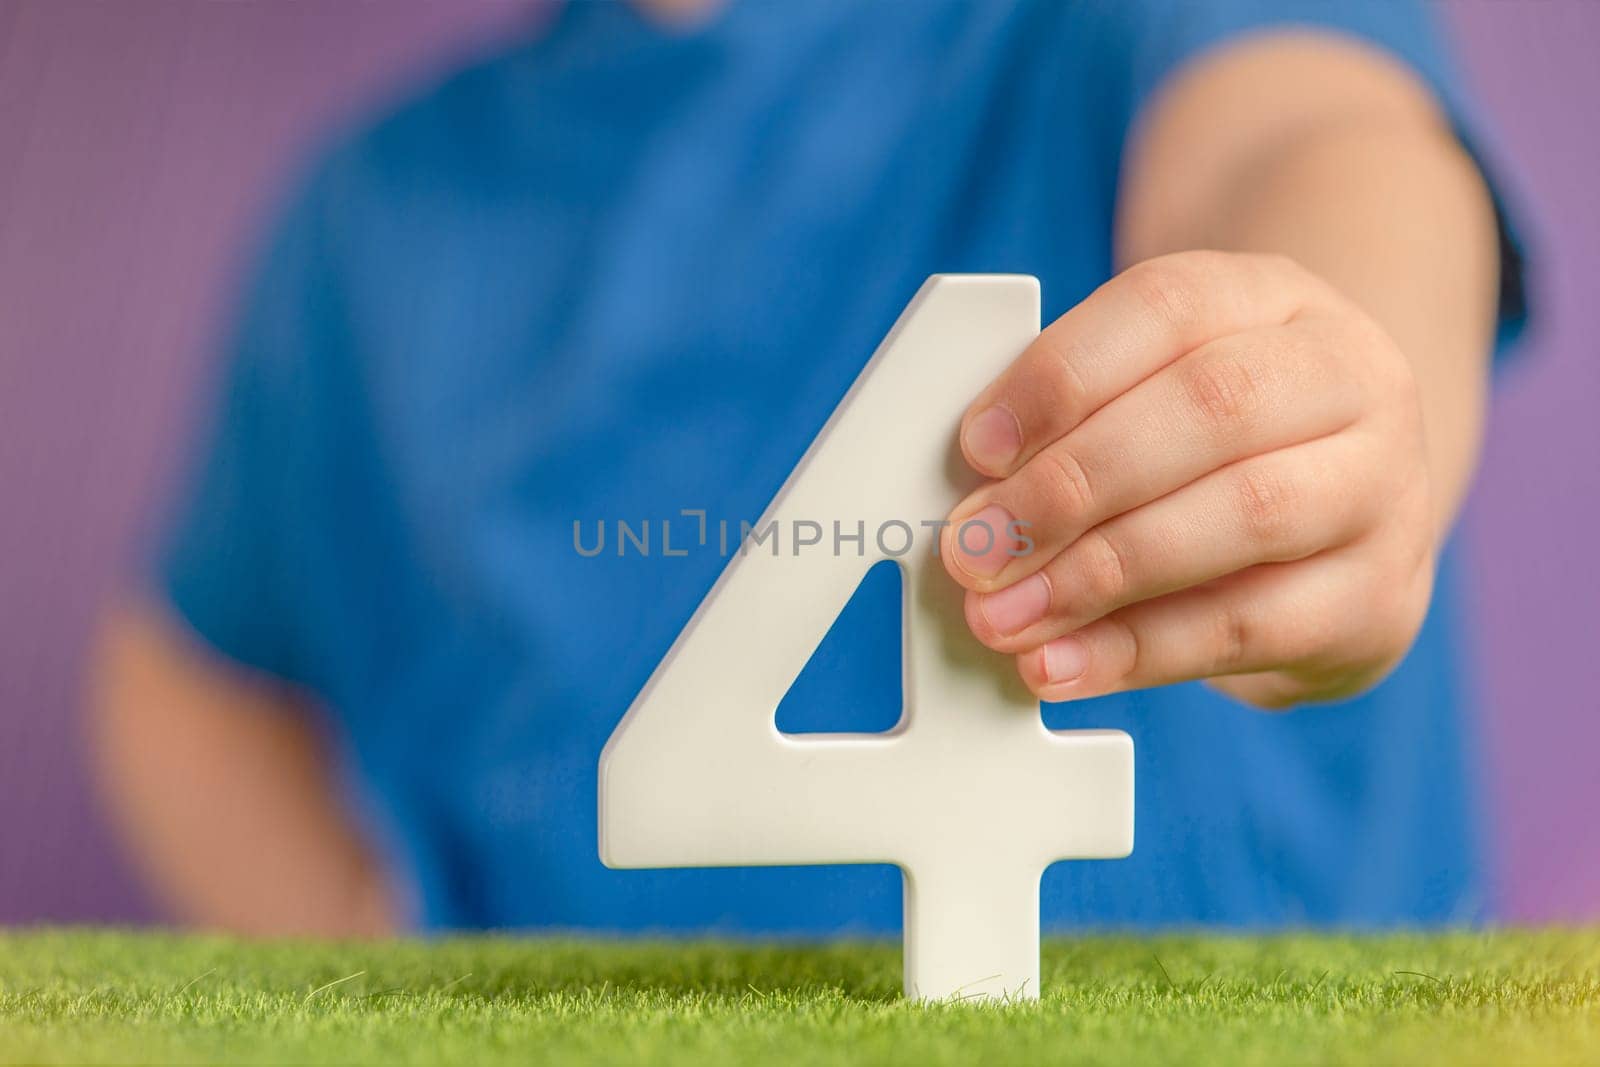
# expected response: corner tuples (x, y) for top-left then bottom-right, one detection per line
(1, 928), (1598, 1065)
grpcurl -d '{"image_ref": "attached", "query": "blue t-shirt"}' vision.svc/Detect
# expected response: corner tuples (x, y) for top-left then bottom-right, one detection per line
(161, 0), (1526, 931)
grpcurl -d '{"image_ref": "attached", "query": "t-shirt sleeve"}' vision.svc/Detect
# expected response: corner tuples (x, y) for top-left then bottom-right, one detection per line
(1105, 0), (1532, 354)
(155, 172), (338, 687)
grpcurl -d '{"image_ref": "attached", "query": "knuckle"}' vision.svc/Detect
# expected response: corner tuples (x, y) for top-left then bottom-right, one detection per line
(1278, 612), (1329, 667)
(1031, 333), (1094, 424)
(1367, 558), (1433, 654)
(1183, 352), (1265, 433)
(1104, 613), (1144, 683)
(1335, 313), (1414, 406)
(1234, 465), (1298, 548)
(1249, 251), (1327, 307)
(1037, 446), (1096, 519)
(1214, 674), (1301, 712)
(1386, 350), (1423, 409)
(1267, 322), (1317, 369)
(1126, 257), (1201, 328)
(1211, 604), (1254, 674)
(1244, 683), (1304, 713)
(1076, 528), (1132, 611)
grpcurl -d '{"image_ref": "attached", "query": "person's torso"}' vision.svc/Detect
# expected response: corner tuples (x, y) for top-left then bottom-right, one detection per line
(286, 0), (1486, 930)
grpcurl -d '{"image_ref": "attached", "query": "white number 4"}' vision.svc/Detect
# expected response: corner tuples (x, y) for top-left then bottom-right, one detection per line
(600, 275), (1133, 1001)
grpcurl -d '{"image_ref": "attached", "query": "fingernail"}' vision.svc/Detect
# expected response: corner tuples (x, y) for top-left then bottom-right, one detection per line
(1041, 636), (1089, 685)
(964, 405), (1023, 473)
(979, 574), (1051, 636)
(952, 503), (1017, 578)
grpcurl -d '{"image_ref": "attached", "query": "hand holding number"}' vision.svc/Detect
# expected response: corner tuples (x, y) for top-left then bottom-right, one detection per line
(942, 250), (1435, 710)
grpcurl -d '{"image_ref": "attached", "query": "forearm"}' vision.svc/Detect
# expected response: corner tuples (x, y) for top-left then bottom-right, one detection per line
(88, 598), (396, 937)
(1118, 36), (1501, 536)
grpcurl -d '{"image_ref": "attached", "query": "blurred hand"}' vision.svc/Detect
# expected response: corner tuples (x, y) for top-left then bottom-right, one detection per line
(941, 250), (1435, 710)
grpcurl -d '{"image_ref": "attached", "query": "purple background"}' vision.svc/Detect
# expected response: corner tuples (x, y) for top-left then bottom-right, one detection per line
(0, 1), (1595, 926)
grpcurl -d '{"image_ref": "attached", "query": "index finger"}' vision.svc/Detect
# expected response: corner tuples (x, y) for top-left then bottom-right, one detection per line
(958, 251), (1331, 478)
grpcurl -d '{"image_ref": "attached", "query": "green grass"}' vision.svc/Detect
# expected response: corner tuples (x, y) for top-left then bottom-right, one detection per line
(2, 928), (1598, 1065)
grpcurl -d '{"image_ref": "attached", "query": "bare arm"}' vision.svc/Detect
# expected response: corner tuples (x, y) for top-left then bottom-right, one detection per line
(1117, 32), (1501, 533)
(88, 597), (397, 936)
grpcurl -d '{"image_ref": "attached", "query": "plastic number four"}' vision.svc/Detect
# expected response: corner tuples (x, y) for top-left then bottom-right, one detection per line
(600, 275), (1134, 1001)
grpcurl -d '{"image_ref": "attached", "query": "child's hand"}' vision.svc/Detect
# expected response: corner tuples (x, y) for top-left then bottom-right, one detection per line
(941, 250), (1435, 710)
